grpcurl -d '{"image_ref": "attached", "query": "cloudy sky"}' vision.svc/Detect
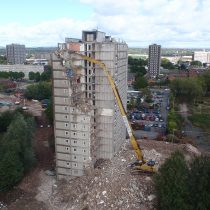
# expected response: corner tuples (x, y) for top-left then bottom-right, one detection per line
(0, 0), (209, 48)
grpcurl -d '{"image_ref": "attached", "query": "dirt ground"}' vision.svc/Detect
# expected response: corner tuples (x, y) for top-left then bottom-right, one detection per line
(3, 139), (201, 210)
(0, 110), (203, 210)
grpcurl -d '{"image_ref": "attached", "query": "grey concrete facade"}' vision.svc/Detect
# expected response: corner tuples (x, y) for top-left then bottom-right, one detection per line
(6, 44), (26, 64)
(148, 44), (161, 78)
(52, 30), (128, 180)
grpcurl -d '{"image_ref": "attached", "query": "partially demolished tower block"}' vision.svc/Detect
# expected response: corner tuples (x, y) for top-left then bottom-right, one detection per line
(52, 31), (128, 180)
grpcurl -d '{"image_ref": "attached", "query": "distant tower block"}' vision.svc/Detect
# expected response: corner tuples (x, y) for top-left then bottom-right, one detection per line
(148, 44), (161, 78)
(6, 43), (26, 64)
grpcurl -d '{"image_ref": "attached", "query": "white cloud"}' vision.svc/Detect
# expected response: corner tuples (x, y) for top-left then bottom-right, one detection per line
(0, 18), (96, 47)
(79, 0), (210, 47)
(1, 0), (210, 47)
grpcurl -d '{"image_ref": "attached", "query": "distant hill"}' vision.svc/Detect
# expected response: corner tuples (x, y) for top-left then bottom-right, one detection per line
(128, 47), (210, 56)
(0, 47), (57, 56)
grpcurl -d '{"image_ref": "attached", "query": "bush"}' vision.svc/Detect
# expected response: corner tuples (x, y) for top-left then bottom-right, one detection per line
(188, 156), (210, 210)
(24, 82), (52, 100)
(0, 112), (36, 191)
(0, 150), (23, 191)
(154, 151), (210, 210)
(154, 151), (189, 210)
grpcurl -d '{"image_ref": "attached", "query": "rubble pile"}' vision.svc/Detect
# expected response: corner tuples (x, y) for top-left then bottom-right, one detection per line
(35, 139), (202, 210)
(48, 140), (160, 210)
(183, 144), (201, 156)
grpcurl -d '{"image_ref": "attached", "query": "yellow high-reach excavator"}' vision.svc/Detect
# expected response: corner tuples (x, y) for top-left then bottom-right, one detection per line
(58, 50), (156, 174)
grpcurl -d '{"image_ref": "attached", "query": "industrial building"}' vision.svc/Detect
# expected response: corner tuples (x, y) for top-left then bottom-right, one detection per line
(52, 30), (128, 180)
(193, 51), (210, 64)
(6, 44), (26, 64)
(148, 44), (161, 78)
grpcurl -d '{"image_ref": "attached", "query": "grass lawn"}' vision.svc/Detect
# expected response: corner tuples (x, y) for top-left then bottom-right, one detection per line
(188, 114), (210, 132)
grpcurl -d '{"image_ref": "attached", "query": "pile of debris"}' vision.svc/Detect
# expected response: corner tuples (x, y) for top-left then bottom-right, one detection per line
(35, 139), (201, 210)
(36, 140), (162, 210)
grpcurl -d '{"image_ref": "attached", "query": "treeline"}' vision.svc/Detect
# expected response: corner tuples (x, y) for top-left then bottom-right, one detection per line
(161, 58), (176, 70)
(128, 56), (148, 90)
(0, 71), (25, 79)
(0, 110), (36, 191)
(170, 71), (210, 102)
(154, 151), (210, 210)
(25, 82), (52, 100)
(29, 65), (52, 82)
(128, 56), (147, 75)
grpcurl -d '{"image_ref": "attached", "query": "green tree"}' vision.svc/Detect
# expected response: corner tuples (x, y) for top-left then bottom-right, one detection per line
(170, 78), (205, 102)
(128, 56), (147, 75)
(133, 76), (148, 90)
(188, 156), (210, 210)
(45, 99), (53, 124)
(24, 82), (52, 100)
(0, 55), (7, 64)
(161, 58), (175, 69)
(201, 71), (210, 92)
(0, 71), (9, 78)
(0, 149), (23, 191)
(167, 120), (177, 134)
(1, 113), (36, 173)
(191, 60), (202, 67)
(29, 71), (35, 80)
(18, 72), (25, 79)
(34, 72), (41, 82)
(154, 151), (189, 210)
(0, 110), (14, 132)
(41, 65), (52, 81)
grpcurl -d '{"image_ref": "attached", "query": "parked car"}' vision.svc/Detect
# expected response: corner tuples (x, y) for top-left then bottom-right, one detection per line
(22, 106), (28, 110)
(15, 101), (20, 105)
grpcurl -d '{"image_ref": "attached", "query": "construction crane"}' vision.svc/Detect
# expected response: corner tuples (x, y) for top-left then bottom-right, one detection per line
(58, 50), (156, 174)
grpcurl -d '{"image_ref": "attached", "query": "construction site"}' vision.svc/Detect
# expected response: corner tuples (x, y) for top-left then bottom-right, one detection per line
(0, 138), (201, 210)
(0, 30), (207, 210)
(52, 30), (128, 179)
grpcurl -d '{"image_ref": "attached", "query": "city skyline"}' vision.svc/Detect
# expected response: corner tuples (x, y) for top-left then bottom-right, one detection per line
(0, 0), (210, 48)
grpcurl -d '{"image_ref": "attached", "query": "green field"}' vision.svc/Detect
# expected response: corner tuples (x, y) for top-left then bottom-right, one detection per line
(188, 97), (210, 132)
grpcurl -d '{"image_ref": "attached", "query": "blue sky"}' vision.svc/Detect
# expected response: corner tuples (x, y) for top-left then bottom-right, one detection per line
(0, 0), (210, 48)
(0, 0), (93, 25)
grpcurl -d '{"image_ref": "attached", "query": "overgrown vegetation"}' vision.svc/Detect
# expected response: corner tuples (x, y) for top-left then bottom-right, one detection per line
(161, 58), (176, 70)
(0, 110), (36, 191)
(170, 77), (205, 103)
(154, 151), (210, 210)
(28, 65), (52, 82)
(0, 71), (25, 80)
(133, 76), (148, 90)
(167, 108), (183, 134)
(188, 100), (210, 132)
(167, 94), (183, 134)
(128, 56), (148, 90)
(0, 55), (7, 64)
(128, 56), (147, 74)
(44, 98), (53, 124)
(169, 72), (210, 133)
(24, 81), (52, 100)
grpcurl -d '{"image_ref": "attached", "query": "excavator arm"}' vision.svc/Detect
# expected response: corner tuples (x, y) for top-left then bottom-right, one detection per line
(58, 50), (156, 174)
(74, 53), (144, 161)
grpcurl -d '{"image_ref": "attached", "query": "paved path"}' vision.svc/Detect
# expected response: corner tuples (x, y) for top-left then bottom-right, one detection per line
(179, 103), (210, 152)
